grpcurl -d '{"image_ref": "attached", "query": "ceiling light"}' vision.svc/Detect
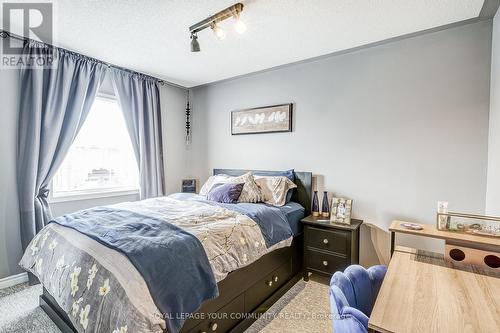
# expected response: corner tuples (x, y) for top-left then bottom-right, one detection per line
(190, 33), (200, 52)
(234, 14), (246, 34)
(211, 23), (226, 40)
(189, 3), (244, 52)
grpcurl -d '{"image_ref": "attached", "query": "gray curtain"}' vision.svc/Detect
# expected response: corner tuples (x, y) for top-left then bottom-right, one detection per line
(110, 69), (165, 199)
(17, 40), (107, 251)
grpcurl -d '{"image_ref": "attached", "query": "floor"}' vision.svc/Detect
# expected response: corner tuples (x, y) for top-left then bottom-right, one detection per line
(0, 275), (332, 333)
(0, 283), (60, 333)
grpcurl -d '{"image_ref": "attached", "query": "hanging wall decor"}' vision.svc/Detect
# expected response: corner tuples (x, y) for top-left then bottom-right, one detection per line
(185, 91), (192, 146)
(231, 103), (292, 135)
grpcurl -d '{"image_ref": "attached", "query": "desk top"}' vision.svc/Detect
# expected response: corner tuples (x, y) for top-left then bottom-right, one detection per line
(369, 246), (500, 333)
(390, 220), (500, 247)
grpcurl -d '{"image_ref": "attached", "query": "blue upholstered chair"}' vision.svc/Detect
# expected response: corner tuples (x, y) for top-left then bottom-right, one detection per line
(329, 265), (387, 333)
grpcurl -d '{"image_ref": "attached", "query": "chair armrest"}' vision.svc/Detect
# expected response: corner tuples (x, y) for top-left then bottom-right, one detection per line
(368, 265), (388, 297)
(341, 306), (369, 330)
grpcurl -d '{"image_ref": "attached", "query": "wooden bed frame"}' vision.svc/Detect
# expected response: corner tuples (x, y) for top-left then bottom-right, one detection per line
(40, 169), (312, 333)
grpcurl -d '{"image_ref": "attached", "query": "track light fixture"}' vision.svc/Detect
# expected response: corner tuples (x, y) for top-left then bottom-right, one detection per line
(234, 12), (247, 34)
(189, 3), (245, 52)
(211, 23), (226, 40)
(190, 33), (200, 52)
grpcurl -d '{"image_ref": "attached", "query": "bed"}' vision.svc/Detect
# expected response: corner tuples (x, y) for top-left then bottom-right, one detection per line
(20, 169), (312, 333)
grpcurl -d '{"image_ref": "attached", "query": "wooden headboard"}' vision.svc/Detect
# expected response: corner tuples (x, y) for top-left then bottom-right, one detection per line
(213, 169), (312, 216)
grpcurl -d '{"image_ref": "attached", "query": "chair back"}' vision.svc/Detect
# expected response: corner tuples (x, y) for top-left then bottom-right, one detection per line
(329, 265), (387, 333)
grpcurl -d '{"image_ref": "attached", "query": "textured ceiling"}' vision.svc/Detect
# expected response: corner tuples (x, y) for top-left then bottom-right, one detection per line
(2, 0), (484, 87)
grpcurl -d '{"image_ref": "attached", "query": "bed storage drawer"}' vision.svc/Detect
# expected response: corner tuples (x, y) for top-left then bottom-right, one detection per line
(244, 258), (293, 312)
(188, 294), (244, 333)
(305, 249), (349, 275)
(305, 226), (348, 255)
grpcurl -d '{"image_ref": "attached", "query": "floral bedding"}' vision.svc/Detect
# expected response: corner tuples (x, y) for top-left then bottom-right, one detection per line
(19, 196), (293, 333)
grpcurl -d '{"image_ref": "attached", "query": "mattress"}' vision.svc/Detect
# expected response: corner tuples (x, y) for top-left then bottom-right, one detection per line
(278, 201), (306, 235)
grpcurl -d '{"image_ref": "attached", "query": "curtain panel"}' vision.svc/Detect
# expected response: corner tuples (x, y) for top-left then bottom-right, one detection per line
(110, 69), (165, 199)
(17, 40), (107, 251)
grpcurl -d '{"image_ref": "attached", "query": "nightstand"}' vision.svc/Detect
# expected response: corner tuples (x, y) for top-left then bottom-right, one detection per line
(301, 215), (362, 281)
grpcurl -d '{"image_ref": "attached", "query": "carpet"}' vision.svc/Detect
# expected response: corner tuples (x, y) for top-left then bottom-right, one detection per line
(0, 283), (60, 333)
(0, 276), (332, 333)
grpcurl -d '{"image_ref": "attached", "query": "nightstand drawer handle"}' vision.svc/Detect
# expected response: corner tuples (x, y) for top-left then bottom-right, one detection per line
(323, 260), (328, 266)
(323, 238), (329, 244)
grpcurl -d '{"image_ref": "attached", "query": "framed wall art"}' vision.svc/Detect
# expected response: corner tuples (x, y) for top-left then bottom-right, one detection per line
(231, 103), (292, 135)
(330, 197), (353, 224)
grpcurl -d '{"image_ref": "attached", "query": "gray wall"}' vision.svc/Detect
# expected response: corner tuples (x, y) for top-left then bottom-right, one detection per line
(0, 64), (187, 279)
(191, 20), (492, 265)
(160, 84), (191, 195)
(487, 12), (500, 215)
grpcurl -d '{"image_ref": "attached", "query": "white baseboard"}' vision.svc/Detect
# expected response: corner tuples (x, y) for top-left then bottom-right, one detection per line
(0, 272), (28, 290)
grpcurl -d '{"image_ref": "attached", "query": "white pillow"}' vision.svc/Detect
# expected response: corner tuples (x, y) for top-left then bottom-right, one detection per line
(255, 176), (297, 207)
(199, 174), (230, 195)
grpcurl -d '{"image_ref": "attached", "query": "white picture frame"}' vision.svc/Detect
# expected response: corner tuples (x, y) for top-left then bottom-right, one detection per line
(330, 197), (353, 224)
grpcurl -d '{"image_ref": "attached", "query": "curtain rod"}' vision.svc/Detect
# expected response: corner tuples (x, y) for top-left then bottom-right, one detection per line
(0, 29), (186, 90)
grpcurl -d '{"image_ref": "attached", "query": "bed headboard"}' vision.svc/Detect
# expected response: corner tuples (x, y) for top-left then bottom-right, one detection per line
(213, 169), (312, 216)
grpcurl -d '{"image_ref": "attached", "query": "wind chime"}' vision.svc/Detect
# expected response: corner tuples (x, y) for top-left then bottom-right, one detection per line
(185, 91), (192, 146)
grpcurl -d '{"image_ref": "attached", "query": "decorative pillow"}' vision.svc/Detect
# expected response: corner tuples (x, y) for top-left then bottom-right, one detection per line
(255, 176), (297, 207)
(207, 183), (244, 204)
(225, 172), (263, 203)
(254, 169), (295, 203)
(199, 174), (230, 195)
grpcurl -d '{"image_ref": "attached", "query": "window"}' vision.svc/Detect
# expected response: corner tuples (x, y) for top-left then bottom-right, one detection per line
(51, 94), (139, 200)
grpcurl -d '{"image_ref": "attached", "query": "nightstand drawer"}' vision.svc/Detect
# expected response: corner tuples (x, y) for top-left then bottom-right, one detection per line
(306, 249), (349, 275)
(305, 226), (348, 255)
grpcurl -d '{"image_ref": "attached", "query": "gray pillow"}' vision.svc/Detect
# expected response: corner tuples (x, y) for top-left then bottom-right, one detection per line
(207, 183), (244, 204)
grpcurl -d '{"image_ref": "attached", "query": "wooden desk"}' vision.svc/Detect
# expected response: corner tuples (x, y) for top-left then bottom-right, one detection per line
(389, 220), (500, 255)
(369, 247), (500, 333)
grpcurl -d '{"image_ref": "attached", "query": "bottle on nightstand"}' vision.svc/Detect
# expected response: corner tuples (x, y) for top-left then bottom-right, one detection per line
(321, 191), (330, 218)
(312, 191), (320, 217)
